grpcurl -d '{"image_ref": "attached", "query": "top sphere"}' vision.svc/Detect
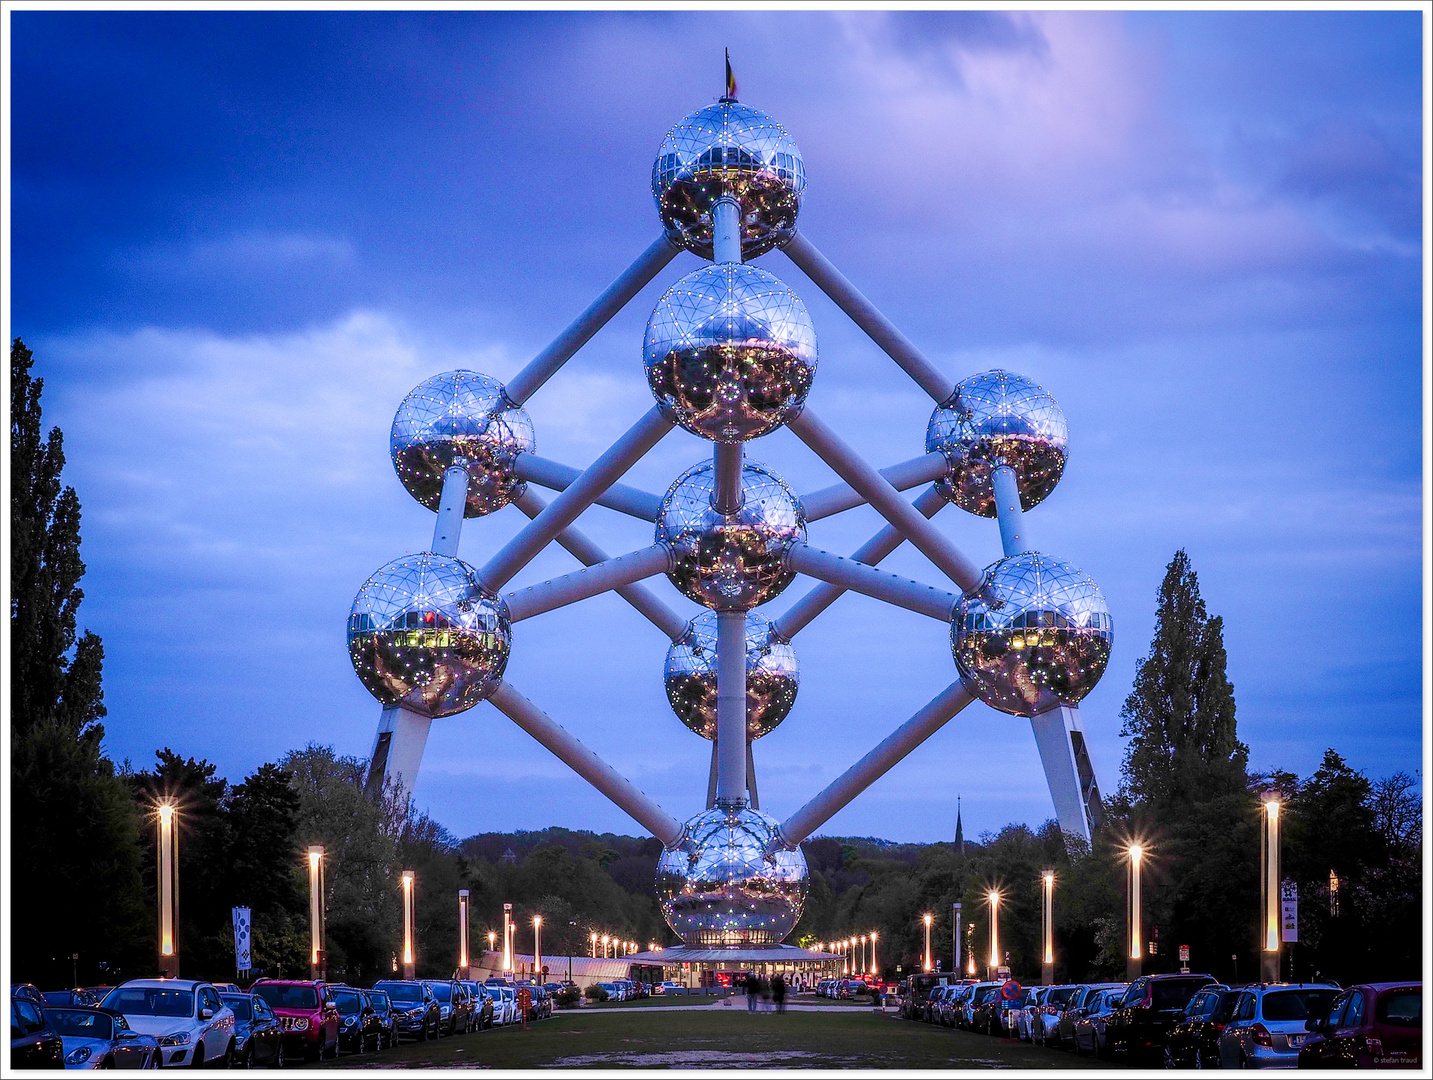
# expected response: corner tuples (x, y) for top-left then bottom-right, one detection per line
(391, 371), (535, 517)
(926, 369), (1067, 517)
(645, 263), (817, 443)
(652, 101), (806, 259)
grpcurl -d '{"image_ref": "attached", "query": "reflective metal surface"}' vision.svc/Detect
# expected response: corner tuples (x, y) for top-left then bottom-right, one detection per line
(657, 806), (809, 947)
(348, 553), (511, 718)
(391, 370), (536, 517)
(952, 553), (1111, 717)
(652, 101), (806, 259)
(926, 369), (1067, 516)
(656, 459), (806, 611)
(645, 264), (817, 442)
(664, 611), (798, 740)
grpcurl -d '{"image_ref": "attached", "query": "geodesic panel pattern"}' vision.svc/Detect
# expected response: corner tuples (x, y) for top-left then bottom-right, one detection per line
(391, 370), (535, 517)
(656, 459), (806, 612)
(652, 101), (806, 259)
(645, 264), (817, 442)
(926, 369), (1067, 516)
(657, 806), (809, 947)
(665, 611), (799, 741)
(952, 552), (1112, 717)
(348, 553), (511, 718)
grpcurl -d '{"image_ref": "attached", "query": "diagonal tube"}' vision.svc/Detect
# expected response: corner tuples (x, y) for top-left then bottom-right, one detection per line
(505, 234), (682, 405)
(779, 230), (956, 404)
(789, 409), (982, 592)
(488, 682), (684, 847)
(481, 406), (674, 591)
(431, 465), (471, 557)
(786, 544), (959, 623)
(801, 452), (948, 522)
(774, 486), (948, 640)
(504, 544), (671, 623)
(991, 465), (1032, 556)
(512, 489), (687, 641)
(514, 454), (664, 522)
(772, 681), (974, 851)
(714, 610), (748, 810)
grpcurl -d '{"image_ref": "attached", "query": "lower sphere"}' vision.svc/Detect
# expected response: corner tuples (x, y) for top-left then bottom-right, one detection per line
(664, 612), (798, 741)
(657, 806), (809, 947)
(347, 553), (511, 718)
(952, 552), (1111, 717)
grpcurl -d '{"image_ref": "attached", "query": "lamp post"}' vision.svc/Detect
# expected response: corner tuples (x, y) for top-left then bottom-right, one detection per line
(1127, 846), (1143, 981)
(952, 902), (961, 976)
(965, 922), (976, 977)
(502, 902), (513, 973)
(1261, 796), (1281, 983)
(987, 891), (1001, 980)
(458, 891), (470, 979)
(922, 914), (933, 972)
(308, 846), (326, 980)
(401, 871), (416, 979)
(869, 931), (878, 976)
(860, 935), (868, 974)
(1329, 869), (1340, 917)
(533, 915), (543, 980)
(1041, 871), (1055, 986)
(602, 934), (610, 959)
(590, 932), (597, 958)
(489, 929), (497, 967)
(156, 801), (179, 978)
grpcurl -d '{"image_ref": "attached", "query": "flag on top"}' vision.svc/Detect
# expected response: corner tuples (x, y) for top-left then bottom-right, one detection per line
(724, 49), (738, 102)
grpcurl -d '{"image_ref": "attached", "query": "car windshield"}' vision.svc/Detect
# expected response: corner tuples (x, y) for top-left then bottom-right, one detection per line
(1262, 990), (1339, 1022)
(369, 993), (389, 1010)
(428, 984), (451, 1003)
(102, 988), (194, 1018)
(220, 997), (253, 1023)
(251, 985), (318, 1010)
(382, 985), (425, 1003)
(333, 991), (362, 1013)
(1153, 980), (1209, 1009)
(975, 987), (999, 1004)
(48, 1010), (114, 1039)
(1049, 987), (1081, 1006)
(1377, 990), (1422, 1027)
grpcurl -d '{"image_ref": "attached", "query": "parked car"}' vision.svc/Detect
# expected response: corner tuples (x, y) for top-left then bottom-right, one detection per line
(1000, 987), (1038, 1037)
(371, 980), (440, 1041)
(219, 992), (285, 1068)
(970, 983), (1006, 1035)
(12, 983), (47, 1006)
(899, 974), (954, 1021)
(1163, 984), (1236, 1068)
(1103, 973), (1217, 1065)
(421, 979), (469, 1036)
(1072, 987), (1125, 1057)
(496, 987), (519, 1024)
(366, 989), (399, 1048)
(211, 984), (242, 994)
(40, 1005), (158, 1070)
(249, 978), (340, 1062)
(329, 986), (382, 1054)
(100, 980), (236, 1068)
(1031, 984), (1081, 1044)
(40, 990), (101, 1009)
(1214, 983), (1342, 1069)
(1017, 986), (1050, 1041)
(457, 981), (495, 1030)
(1054, 983), (1125, 1049)
(1298, 982), (1422, 1069)
(11, 996), (66, 1069)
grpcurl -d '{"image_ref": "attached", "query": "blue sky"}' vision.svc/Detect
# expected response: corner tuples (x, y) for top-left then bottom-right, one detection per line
(10, 10), (1425, 843)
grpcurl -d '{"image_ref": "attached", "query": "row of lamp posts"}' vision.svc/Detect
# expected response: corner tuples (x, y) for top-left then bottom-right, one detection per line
(822, 934), (877, 976)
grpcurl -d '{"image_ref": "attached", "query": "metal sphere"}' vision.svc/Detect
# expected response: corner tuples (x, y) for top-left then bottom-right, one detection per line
(390, 370), (535, 517)
(652, 100), (806, 259)
(926, 369), (1067, 517)
(645, 264), (816, 443)
(664, 612), (798, 741)
(347, 553), (511, 718)
(657, 806), (809, 947)
(952, 552), (1112, 718)
(656, 459), (806, 611)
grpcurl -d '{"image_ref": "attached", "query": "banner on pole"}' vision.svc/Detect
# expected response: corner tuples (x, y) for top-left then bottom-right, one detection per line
(1280, 880), (1298, 943)
(233, 907), (252, 973)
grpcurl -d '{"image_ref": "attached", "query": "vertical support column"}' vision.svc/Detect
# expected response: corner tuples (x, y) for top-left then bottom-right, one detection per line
(990, 465), (1030, 557)
(706, 741), (719, 810)
(952, 901), (962, 977)
(533, 915), (543, 982)
(1127, 848), (1143, 981)
(1041, 871), (1055, 986)
(1029, 705), (1095, 842)
(922, 913), (932, 972)
(746, 742), (760, 810)
(458, 890), (470, 980)
(503, 902), (513, 973)
(309, 846), (326, 981)
(714, 611), (748, 810)
(157, 802), (179, 978)
(1261, 796), (1282, 983)
(431, 465), (471, 557)
(366, 705), (433, 808)
(713, 442), (744, 514)
(712, 197), (742, 265)
(401, 870), (416, 980)
(987, 892), (1001, 980)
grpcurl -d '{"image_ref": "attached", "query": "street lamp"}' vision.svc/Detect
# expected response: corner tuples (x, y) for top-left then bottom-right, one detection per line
(1261, 796), (1281, 982)
(308, 846), (325, 980)
(400, 871), (416, 979)
(965, 922), (976, 976)
(458, 891), (470, 979)
(488, 929), (497, 964)
(590, 931), (598, 958)
(1041, 871), (1055, 986)
(156, 801), (179, 977)
(602, 933), (610, 959)
(987, 891), (1001, 979)
(1329, 869), (1340, 918)
(869, 931), (878, 976)
(1127, 845), (1143, 981)
(533, 915), (542, 980)
(922, 914), (933, 973)
(502, 902), (513, 973)
(860, 935), (867, 974)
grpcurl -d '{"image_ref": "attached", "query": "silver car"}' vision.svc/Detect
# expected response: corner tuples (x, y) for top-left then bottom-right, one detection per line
(1055, 982), (1126, 1049)
(46, 1006), (160, 1069)
(100, 980), (235, 1068)
(1218, 983), (1342, 1068)
(1033, 985), (1082, 1045)
(1017, 986), (1050, 1040)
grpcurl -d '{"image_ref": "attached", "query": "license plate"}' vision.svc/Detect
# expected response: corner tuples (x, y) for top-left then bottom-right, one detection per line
(1288, 1035), (1304, 1047)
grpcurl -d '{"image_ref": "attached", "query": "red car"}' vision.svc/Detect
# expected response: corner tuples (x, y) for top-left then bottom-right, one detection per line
(250, 979), (340, 1061)
(1297, 982), (1421, 1069)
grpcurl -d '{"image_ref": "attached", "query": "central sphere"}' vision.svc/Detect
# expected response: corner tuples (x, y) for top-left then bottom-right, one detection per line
(926, 369), (1067, 517)
(952, 552), (1111, 717)
(391, 370), (535, 517)
(664, 611), (798, 741)
(657, 806), (809, 947)
(348, 553), (511, 718)
(656, 460), (805, 611)
(652, 101), (806, 259)
(645, 264), (817, 443)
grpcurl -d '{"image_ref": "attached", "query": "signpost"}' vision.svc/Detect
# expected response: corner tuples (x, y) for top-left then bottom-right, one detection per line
(1179, 944), (1190, 974)
(1281, 880), (1299, 943)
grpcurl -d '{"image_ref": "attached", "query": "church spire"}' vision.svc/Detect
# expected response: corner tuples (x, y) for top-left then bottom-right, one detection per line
(955, 795), (965, 852)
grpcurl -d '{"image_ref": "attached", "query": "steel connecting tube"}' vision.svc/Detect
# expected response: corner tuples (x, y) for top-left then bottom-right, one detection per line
(714, 610), (748, 810)
(431, 465), (471, 558)
(801, 452), (949, 522)
(503, 544), (672, 623)
(785, 544), (960, 622)
(513, 455), (663, 522)
(713, 442), (744, 515)
(991, 465), (1031, 557)
(712, 197), (743, 266)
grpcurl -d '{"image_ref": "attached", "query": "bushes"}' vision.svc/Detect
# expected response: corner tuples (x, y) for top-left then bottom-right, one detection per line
(584, 984), (609, 1002)
(555, 985), (582, 1008)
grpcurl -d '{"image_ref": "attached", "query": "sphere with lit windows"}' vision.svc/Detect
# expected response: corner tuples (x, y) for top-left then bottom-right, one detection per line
(348, 553), (510, 718)
(652, 100), (806, 259)
(926, 369), (1067, 517)
(391, 370), (535, 517)
(656, 459), (805, 611)
(952, 552), (1111, 717)
(645, 264), (817, 443)
(657, 806), (809, 947)
(664, 611), (798, 741)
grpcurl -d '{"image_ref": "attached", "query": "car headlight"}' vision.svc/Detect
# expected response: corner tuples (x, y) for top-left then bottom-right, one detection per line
(408, 1008), (426, 1019)
(158, 1032), (192, 1047)
(341, 1016), (356, 1028)
(440, 1006), (451, 1017)
(291, 1018), (310, 1031)
(66, 1047), (93, 1065)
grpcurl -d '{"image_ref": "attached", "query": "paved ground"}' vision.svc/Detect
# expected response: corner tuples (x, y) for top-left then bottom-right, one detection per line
(322, 1005), (1113, 1069)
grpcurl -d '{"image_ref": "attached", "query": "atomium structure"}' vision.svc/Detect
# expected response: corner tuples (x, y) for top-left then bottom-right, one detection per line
(352, 81), (1111, 956)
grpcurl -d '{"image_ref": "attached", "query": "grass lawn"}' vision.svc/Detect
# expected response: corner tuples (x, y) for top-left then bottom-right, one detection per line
(323, 1009), (1113, 1069)
(584, 996), (724, 1008)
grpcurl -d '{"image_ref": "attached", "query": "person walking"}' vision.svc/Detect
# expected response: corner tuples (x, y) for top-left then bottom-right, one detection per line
(746, 973), (757, 1013)
(772, 974), (786, 1014)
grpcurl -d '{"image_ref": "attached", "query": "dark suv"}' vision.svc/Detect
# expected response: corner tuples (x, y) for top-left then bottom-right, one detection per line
(1164, 984), (1236, 1068)
(420, 979), (470, 1036)
(1104, 973), (1216, 1064)
(372, 980), (439, 1041)
(900, 974), (954, 1021)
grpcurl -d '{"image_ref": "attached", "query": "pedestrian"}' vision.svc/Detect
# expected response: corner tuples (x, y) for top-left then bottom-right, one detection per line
(773, 974), (786, 1014)
(746, 973), (757, 1013)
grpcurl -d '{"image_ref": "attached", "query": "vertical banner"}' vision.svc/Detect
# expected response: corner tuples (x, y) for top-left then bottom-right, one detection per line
(233, 907), (252, 975)
(1280, 879), (1299, 943)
